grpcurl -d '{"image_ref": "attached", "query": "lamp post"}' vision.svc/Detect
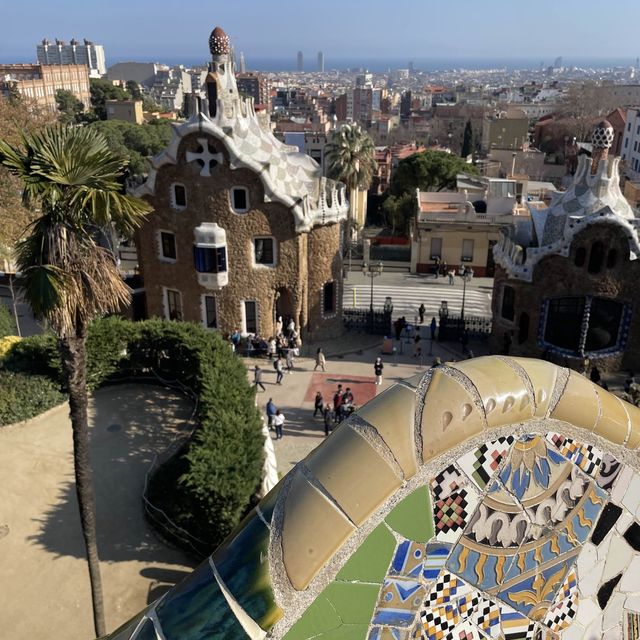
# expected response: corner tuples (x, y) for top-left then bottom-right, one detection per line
(362, 261), (383, 333)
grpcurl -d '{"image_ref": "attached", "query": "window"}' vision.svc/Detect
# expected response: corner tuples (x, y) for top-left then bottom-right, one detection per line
(243, 301), (257, 334)
(587, 241), (604, 274)
(231, 187), (249, 213)
(574, 247), (586, 267)
(164, 288), (182, 321)
(194, 246), (227, 273)
(203, 295), (217, 328)
(430, 237), (442, 260)
(501, 285), (515, 321)
(323, 281), (336, 314)
(160, 231), (177, 261)
(518, 312), (529, 344)
(606, 248), (617, 269)
(544, 297), (585, 352)
(253, 237), (276, 266)
(461, 239), (474, 262)
(171, 183), (187, 210)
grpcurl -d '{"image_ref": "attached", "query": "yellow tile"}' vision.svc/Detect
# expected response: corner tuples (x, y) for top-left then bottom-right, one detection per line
(356, 384), (418, 478)
(281, 471), (355, 591)
(625, 401), (640, 449)
(550, 371), (599, 432)
(508, 357), (559, 417)
(305, 425), (403, 526)
(420, 370), (485, 462)
(451, 357), (533, 428)
(595, 387), (630, 445)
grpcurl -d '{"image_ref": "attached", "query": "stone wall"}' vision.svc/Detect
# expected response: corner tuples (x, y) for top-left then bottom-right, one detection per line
(491, 223), (640, 371)
(136, 131), (344, 340)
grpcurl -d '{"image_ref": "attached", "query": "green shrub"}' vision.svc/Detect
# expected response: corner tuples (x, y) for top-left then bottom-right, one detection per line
(0, 371), (66, 425)
(0, 305), (17, 338)
(2, 333), (60, 379)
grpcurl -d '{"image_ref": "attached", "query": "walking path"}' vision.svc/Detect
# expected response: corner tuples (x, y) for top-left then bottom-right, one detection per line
(0, 385), (197, 640)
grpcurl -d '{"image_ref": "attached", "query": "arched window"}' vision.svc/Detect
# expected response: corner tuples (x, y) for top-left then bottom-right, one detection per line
(606, 248), (617, 269)
(574, 247), (586, 267)
(518, 312), (529, 344)
(588, 241), (604, 274)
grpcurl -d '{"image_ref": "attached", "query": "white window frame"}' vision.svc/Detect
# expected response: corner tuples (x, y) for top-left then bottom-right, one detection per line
(230, 186), (250, 213)
(163, 287), (183, 321)
(157, 229), (177, 263)
(241, 299), (258, 335)
(201, 294), (218, 329)
(170, 182), (187, 211)
(252, 236), (277, 268)
(321, 280), (339, 319)
(461, 238), (474, 262)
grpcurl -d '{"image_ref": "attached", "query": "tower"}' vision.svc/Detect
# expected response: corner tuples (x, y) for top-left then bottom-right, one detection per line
(205, 26), (239, 117)
(317, 51), (324, 73)
(239, 51), (246, 74)
(297, 50), (303, 72)
(590, 120), (614, 175)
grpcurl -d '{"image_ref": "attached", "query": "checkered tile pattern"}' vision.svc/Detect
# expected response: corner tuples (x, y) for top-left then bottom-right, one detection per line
(542, 571), (578, 633)
(434, 491), (470, 534)
(470, 597), (500, 638)
(419, 604), (460, 640)
(431, 465), (465, 502)
(425, 573), (471, 607)
(457, 438), (514, 490)
(546, 433), (603, 477)
(501, 607), (536, 640)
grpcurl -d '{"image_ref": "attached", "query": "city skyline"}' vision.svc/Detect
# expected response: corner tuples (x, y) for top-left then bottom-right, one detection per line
(3, 0), (640, 65)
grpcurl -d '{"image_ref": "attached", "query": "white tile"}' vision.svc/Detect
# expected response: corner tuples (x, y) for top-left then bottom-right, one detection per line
(602, 535), (633, 583)
(603, 624), (622, 639)
(575, 597), (602, 627)
(612, 466), (634, 503)
(615, 509), (635, 535)
(583, 614), (604, 639)
(579, 560), (605, 599)
(626, 593), (640, 612)
(562, 621), (586, 640)
(577, 541), (597, 574)
(603, 592), (626, 630)
(620, 556), (640, 592)
(623, 474), (640, 514)
(597, 532), (613, 562)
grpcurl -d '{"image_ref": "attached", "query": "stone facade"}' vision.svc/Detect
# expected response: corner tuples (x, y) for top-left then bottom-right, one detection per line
(134, 26), (348, 341)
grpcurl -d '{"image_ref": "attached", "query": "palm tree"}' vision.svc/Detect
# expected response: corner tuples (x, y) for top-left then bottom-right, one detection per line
(326, 124), (376, 242)
(0, 126), (150, 637)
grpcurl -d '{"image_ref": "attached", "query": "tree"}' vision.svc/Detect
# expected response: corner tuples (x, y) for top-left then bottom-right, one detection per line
(89, 78), (130, 120)
(0, 126), (150, 636)
(461, 120), (473, 158)
(55, 89), (86, 125)
(125, 80), (142, 101)
(325, 124), (376, 235)
(382, 192), (416, 236)
(391, 150), (476, 195)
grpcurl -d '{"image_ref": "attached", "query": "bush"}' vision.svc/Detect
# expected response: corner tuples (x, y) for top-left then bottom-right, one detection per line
(0, 335), (21, 360)
(0, 371), (66, 425)
(2, 316), (264, 548)
(0, 305), (17, 338)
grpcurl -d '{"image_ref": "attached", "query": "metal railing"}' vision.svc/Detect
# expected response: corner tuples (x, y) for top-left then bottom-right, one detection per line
(343, 307), (392, 335)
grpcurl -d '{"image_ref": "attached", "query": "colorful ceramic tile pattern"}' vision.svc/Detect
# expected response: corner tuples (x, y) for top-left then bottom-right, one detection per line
(457, 437), (514, 490)
(546, 432), (603, 478)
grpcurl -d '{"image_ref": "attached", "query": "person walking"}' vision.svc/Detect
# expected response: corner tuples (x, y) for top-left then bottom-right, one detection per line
(266, 398), (277, 430)
(418, 303), (425, 324)
(448, 269), (455, 285)
(274, 356), (284, 384)
(430, 317), (437, 342)
(273, 410), (285, 439)
(323, 403), (333, 436)
(253, 365), (266, 392)
(313, 391), (324, 417)
(285, 348), (294, 373)
(333, 384), (343, 423)
(414, 329), (422, 358)
(374, 357), (384, 386)
(314, 347), (326, 372)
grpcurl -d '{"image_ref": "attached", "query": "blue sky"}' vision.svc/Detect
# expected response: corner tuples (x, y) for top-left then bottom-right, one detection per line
(3, 0), (640, 64)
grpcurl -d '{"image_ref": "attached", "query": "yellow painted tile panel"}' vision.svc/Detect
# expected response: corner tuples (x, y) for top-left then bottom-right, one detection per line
(595, 387), (630, 445)
(305, 425), (403, 526)
(508, 357), (559, 417)
(281, 471), (356, 591)
(356, 384), (418, 477)
(451, 357), (533, 428)
(625, 401), (640, 449)
(550, 371), (599, 432)
(420, 370), (485, 462)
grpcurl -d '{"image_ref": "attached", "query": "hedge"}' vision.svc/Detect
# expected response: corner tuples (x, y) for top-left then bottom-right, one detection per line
(0, 305), (17, 338)
(1, 316), (264, 548)
(0, 371), (66, 425)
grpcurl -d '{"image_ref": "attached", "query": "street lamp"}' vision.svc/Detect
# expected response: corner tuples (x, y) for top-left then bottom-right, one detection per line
(362, 261), (383, 332)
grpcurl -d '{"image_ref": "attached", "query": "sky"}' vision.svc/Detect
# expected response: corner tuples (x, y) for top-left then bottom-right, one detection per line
(3, 0), (640, 67)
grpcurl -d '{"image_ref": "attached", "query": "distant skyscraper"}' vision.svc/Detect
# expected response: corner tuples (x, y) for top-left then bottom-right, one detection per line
(408, 61), (415, 74)
(239, 51), (246, 73)
(554, 56), (563, 69)
(297, 50), (303, 72)
(317, 51), (324, 73)
(37, 37), (106, 77)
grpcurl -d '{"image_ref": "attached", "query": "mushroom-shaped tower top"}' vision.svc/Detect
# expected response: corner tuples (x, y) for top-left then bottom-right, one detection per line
(209, 26), (230, 55)
(592, 119), (614, 149)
